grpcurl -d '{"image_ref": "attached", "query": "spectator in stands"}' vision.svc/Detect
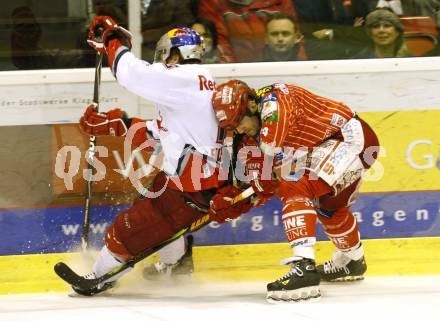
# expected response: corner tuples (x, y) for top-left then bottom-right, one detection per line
(10, 2), (127, 70)
(375, 0), (440, 18)
(93, 0), (128, 28)
(423, 39), (440, 56)
(259, 13), (308, 61)
(375, 0), (404, 15)
(141, 0), (195, 61)
(352, 8), (412, 58)
(76, 0), (128, 67)
(198, 0), (299, 63)
(190, 0), (201, 17)
(93, 0), (127, 27)
(190, 18), (222, 64)
(10, 6), (90, 69)
(375, 0), (440, 33)
(292, 0), (372, 59)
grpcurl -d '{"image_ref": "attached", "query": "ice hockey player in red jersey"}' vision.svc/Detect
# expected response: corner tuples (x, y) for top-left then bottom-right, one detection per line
(210, 80), (380, 302)
(75, 16), (244, 295)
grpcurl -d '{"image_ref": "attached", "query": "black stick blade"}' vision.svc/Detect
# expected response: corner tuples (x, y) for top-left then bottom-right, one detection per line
(54, 262), (97, 290)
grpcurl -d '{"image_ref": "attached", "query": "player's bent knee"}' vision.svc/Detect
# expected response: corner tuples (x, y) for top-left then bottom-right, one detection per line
(105, 224), (132, 262)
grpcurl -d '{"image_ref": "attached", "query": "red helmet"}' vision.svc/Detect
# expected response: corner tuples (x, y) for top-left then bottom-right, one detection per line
(212, 79), (255, 129)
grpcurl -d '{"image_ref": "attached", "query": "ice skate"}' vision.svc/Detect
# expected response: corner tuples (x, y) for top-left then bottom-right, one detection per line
(143, 236), (194, 280)
(317, 254), (367, 282)
(71, 272), (116, 296)
(266, 257), (321, 302)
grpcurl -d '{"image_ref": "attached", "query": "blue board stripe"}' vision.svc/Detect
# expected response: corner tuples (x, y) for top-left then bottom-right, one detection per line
(1, 191), (439, 255)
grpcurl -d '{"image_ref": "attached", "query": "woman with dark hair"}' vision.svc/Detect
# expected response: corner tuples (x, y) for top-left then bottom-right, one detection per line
(190, 18), (222, 63)
(352, 8), (412, 58)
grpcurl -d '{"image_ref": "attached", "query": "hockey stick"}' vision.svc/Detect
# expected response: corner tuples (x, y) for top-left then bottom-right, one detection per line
(81, 52), (103, 251)
(54, 186), (254, 293)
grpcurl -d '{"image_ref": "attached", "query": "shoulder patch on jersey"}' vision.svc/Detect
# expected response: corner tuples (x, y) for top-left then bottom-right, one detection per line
(273, 83), (289, 94)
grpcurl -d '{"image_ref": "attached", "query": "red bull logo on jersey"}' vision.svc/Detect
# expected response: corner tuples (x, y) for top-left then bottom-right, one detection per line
(198, 75), (215, 91)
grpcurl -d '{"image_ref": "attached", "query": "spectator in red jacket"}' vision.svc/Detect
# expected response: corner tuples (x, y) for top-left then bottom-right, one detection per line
(199, 0), (299, 62)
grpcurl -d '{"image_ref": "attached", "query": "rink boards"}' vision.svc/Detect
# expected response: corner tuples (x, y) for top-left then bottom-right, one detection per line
(1, 191), (440, 255)
(1, 110), (440, 294)
(1, 109), (440, 254)
(1, 59), (440, 295)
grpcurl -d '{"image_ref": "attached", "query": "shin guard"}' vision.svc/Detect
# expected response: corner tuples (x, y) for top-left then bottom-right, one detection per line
(319, 207), (360, 251)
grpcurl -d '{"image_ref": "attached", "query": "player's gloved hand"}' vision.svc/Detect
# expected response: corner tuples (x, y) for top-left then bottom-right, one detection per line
(79, 103), (128, 136)
(250, 174), (279, 200)
(245, 151), (279, 199)
(209, 186), (251, 223)
(87, 16), (132, 52)
(252, 194), (272, 208)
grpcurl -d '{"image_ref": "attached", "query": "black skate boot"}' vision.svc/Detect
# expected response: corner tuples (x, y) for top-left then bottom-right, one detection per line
(317, 255), (367, 282)
(143, 235), (194, 280)
(71, 272), (116, 296)
(266, 257), (321, 302)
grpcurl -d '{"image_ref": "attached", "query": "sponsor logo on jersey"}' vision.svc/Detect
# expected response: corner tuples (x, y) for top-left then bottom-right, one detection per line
(255, 85), (273, 99)
(261, 93), (277, 103)
(263, 112), (279, 123)
(221, 86), (233, 104)
(331, 114), (347, 127)
(261, 99), (279, 122)
(198, 75), (215, 91)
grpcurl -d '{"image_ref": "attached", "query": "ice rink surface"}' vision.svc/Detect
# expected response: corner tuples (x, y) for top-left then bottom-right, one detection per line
(1, 276), (439, 321)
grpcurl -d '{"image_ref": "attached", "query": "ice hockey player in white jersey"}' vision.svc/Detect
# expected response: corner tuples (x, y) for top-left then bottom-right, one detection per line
(76, 16), (226, 295)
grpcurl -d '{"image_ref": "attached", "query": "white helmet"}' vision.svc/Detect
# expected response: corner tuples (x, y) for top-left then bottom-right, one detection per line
(154, 27), (205, 63)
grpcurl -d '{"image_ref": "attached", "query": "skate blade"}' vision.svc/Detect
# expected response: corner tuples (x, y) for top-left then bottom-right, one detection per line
(266, 286), (321, 303)
(67, 288), (115, 298)
(144, 273), (193, 283)
(326, 275), (365, 282)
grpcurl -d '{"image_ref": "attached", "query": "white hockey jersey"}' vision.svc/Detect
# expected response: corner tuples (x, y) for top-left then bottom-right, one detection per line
(114, 49), (221, 187)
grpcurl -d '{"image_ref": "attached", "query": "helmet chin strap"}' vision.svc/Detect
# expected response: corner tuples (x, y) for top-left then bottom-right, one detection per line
(165, 50), (181, 64)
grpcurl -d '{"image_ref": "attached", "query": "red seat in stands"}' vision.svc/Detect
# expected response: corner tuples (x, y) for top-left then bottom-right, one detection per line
(400, 16), (438, 56)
